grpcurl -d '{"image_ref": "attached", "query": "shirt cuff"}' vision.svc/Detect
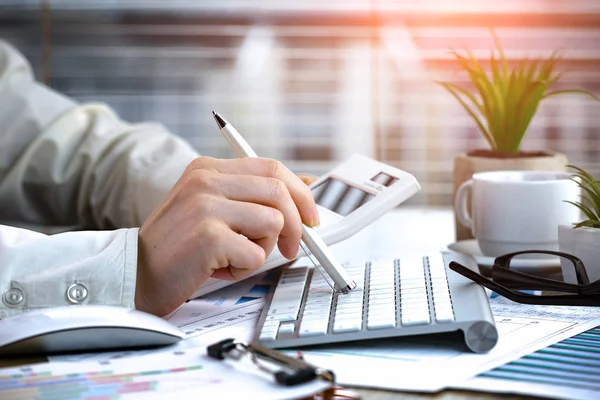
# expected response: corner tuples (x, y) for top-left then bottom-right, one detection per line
(0, 227), (139, 319)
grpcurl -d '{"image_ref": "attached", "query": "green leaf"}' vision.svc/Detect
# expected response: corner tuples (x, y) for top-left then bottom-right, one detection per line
(491, 82), (507, 150)
(566, 174), (600, 224)
(511, 80), (547, 152)
(523, 58), (541, 84)
(547, 71), (563, 87)
(505, 58), (531, 148)
(580, 193), (600, 221)
(435, 81), (486, 115)
(465, 48), (506, 150)
(574, 220), (600, 229)
(451, 51), (500, 149)
(490, 27), (509, 79)
(564, 200), (598, 222)
(502, 69), (520, 151)
(536, 51), (561, 88)
(542, 89), (599, 101)
(567, 168), (600, 212)
(568, 165), (600, 200)
(436, 81), (495, 149)
(490, 51), (504, 95)
(571, 177), (600, 212)
(438, 34), (594, 154)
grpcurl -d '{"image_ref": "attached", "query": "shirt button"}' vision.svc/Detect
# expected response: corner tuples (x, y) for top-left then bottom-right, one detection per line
(67, 283), (88, 304)
(3, 287), (25, 308)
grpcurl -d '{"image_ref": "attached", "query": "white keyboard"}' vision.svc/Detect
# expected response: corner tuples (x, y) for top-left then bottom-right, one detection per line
(254, 252), (499, 353)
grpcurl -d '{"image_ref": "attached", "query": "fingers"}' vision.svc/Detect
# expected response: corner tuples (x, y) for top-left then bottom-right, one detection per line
(208, 226), (267, 281)
(205, 174), (302, 258)
(189, 157), (320, 227)
(217, 199), (285, 258)
(134, 156), (318, 316)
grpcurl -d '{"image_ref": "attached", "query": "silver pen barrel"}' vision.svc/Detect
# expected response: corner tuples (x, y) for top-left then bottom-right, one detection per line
(300, 225), (356, 293)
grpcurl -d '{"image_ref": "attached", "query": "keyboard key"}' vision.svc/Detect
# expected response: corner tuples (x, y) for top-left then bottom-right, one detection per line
(298, 321), (329, 337)
(267, 267), (309, 322)
(435, 306), (455, 323)
(333, 320), (362, 333)
(259, 320), (280, 341)
(427, 255), (456, 323)
(367, 317), (396, 330)
(366, 260), (396, 329)
(401, 313), (431, 326)
(278, 322), (296, 335)
(398, 257), (431, 327)
(302, 309), (332, 320)
(259, 330), (278, 341)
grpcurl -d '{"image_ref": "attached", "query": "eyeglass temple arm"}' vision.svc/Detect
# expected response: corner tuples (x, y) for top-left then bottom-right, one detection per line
(492, 268), (580, 293)
(497, 250), (592, 286)
(449, 261), (600, 306)
(448, 261), (513, 296)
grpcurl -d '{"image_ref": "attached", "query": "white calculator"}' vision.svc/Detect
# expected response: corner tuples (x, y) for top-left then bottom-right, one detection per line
(190, 154), (421, 298)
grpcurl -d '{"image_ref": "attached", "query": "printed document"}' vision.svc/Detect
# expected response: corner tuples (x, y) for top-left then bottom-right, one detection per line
(294, 296), (600, 392)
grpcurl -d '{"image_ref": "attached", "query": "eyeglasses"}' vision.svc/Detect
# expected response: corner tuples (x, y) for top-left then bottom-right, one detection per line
(448, 250), (600, 306)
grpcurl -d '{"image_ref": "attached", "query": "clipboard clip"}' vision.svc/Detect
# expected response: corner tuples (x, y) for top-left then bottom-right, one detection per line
(207, 338), (335, 387)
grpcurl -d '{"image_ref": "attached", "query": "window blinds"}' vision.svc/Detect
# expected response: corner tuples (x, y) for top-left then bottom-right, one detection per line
(1, 0), (598, 206)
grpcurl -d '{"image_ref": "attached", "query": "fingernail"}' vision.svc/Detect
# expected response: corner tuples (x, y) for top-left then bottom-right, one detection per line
(311, 209), (320, 227)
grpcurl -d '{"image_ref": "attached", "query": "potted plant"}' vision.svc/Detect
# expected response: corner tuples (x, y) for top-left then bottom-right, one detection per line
(559, 165), (600, 284)
(436, 30), (598, 241)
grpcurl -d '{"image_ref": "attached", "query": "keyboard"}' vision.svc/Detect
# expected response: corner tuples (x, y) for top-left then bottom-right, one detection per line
(254, 252), (499, 353)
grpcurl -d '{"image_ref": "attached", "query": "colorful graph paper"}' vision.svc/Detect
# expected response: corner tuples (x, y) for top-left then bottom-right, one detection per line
(0, 365), (206, 399)
(479, 326), (600, 391)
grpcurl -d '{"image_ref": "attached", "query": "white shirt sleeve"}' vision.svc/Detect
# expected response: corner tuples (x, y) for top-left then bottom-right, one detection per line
(0, 39), (200, 317)
(0, 226), (138, 319)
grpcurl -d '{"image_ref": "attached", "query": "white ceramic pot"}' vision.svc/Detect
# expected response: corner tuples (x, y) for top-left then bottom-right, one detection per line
(558, 225), (600, 284)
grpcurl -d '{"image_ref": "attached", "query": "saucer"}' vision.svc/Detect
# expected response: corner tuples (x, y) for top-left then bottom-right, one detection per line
(445, 239), (562, 274)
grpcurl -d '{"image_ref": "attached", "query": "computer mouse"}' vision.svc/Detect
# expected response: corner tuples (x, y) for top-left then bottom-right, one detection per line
(0, 305), (185, 357)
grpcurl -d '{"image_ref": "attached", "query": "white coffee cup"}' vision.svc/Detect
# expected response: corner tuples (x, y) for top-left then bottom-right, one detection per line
(454, 170), (581, 257)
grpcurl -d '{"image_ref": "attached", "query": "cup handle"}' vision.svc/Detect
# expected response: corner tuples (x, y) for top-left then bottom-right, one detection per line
(454, 179), (473, 230)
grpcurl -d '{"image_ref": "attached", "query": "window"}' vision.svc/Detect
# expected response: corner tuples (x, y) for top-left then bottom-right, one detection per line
(1, 0), (598, 205)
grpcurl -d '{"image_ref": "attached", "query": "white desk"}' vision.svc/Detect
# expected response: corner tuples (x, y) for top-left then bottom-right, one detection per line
(330, 206), (456, 260)
(329, 207), (551, 399)
(1, 207), (538, 400)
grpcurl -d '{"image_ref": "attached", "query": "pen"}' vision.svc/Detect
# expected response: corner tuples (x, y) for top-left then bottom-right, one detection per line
(212, 111), (356, 294)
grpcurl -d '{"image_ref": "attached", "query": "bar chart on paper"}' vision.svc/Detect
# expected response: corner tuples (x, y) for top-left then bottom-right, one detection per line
(295, 297), (600, 392)
(462, 326), (600, 400)
(0, 364), (209, 399)
(0, 347), (331, 400)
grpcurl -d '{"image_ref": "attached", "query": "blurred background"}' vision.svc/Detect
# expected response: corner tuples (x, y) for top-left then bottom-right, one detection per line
(1, 0), (599, 206)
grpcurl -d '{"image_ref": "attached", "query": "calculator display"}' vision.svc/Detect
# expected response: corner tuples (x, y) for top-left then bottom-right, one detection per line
(311, 178), (375, 216)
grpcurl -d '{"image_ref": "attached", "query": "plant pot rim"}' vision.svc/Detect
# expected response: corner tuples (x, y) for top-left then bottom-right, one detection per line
(559, 224), (600, 232)
(463, 149), (562, 159)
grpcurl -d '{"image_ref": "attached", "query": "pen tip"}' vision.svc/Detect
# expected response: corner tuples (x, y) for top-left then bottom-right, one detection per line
(212, 111), (227, 129)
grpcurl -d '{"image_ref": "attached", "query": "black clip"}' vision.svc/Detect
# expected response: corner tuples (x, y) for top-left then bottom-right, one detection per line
(207, 338), (335, 387)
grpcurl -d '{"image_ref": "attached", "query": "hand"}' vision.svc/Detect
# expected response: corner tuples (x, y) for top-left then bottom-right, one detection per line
(135, 156), (320, 316)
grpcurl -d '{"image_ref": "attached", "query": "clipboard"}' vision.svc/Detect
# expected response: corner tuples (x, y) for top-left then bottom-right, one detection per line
(207, 338), (360, 399)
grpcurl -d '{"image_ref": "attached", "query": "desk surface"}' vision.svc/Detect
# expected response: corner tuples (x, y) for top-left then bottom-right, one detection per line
(0, 359), (543, 400)
(326, 207), (546, 399)
(0, 207), (551, 399)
